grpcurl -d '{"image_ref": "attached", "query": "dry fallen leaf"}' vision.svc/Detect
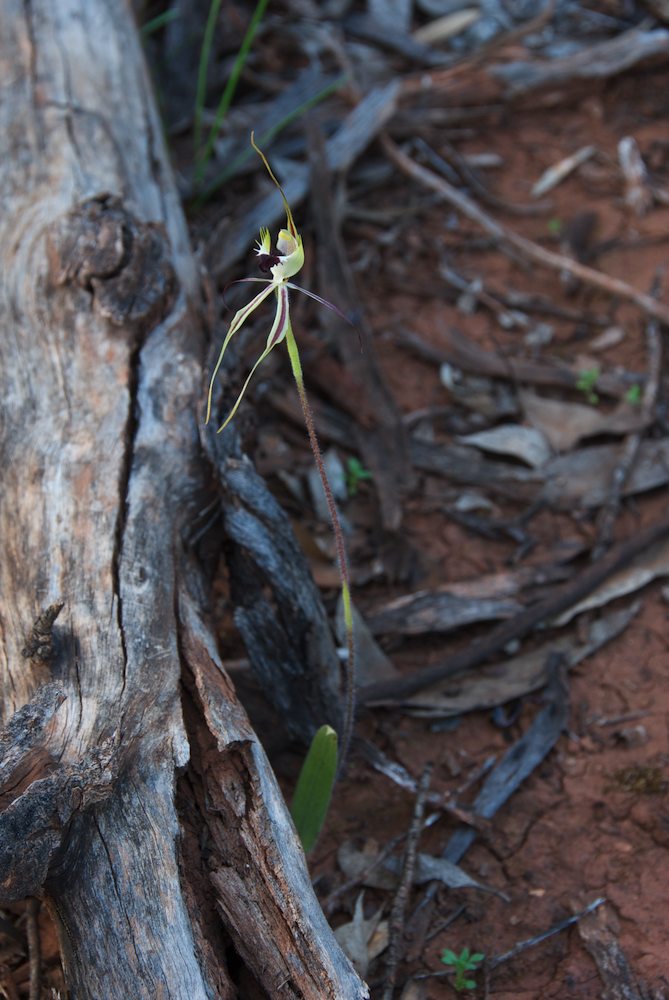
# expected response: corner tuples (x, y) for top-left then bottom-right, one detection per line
(337, 840), (504, 897)
(521, 389), (646, 452)
(541, 438), (669, 509)
(458, 424), (552, 469)
(333, 893), (387, 978)
(555, 537), (669, 625)
(404, 602), (639, 716)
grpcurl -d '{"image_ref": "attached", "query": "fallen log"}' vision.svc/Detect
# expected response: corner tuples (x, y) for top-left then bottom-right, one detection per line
(0, 1), (367, 997)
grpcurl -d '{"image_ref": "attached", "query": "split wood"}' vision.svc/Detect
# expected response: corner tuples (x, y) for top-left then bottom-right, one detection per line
(381, 134), (669, 326)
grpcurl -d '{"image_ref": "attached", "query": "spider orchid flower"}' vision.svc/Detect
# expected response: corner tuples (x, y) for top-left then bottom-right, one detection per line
(206, 134), (344, 432)
(205, 137), (357, 774)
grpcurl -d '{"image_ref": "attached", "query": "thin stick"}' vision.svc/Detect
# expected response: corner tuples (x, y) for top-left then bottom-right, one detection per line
(488, 896), (606, 970)
(381, 764), (433, 1000)
(382, 135), (669, 326)
(285, 327), (356, 774)
(26, 898), (41, 1000)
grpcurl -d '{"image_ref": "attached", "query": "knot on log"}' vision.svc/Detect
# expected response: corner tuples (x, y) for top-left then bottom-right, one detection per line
(21, 602), (64, 664)
(46, 195), (178, 330)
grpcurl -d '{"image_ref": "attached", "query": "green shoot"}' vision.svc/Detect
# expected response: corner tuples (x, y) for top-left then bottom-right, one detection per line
(547, 217), (562, 235)
(345, 457), (372, 497)
(575, 366), (600, 405)
(440, 947), (485, 992)
(291, 725), (338, 853)
(206, 135), (357, 773)
(625, 383), (642, 406)
(195, 0), (269, 186)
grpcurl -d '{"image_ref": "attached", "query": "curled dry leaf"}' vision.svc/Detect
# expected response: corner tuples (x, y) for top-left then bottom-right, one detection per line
(458, 424), (552, 469)
(333, 893), (387, 979)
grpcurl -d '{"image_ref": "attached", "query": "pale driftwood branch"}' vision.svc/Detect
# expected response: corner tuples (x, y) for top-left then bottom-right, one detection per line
(0, 2), (367, 997)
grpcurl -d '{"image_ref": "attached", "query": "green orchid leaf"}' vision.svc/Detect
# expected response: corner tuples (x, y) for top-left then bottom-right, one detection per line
(291, 725), (338, 854)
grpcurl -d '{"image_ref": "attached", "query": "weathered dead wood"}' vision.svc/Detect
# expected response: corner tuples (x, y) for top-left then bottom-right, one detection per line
(0, 2), (367, 997)
(400, 25), (669, 105)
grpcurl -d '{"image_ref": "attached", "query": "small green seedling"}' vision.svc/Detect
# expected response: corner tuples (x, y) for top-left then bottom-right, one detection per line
(440, 947), (485, 992)
(575, 367), (601, 405)
(291, 725), (338, 853)
(547, 217), (562, 235)
(345, 457), (372, 497)
(625, 383), (642, 406)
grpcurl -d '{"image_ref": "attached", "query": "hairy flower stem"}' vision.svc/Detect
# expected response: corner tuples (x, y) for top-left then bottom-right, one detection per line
(285, 327), (355, 775)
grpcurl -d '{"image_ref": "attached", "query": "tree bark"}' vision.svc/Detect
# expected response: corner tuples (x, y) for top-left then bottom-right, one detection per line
(0, 2), (366, 997)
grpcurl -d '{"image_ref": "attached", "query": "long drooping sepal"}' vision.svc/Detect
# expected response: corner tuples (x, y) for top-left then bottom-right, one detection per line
(205, 280), (275, 425)
(214, 285), (291, 433)
(285, 282), (354, 323)
(285, 326), (356, 773)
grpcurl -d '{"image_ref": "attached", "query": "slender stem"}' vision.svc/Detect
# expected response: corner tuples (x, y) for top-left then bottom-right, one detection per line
(285, 326), (356, 774)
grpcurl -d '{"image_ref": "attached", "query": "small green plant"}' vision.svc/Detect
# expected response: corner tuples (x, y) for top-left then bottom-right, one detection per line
(547, 217), (562, 235)
(206, 135), (356, 770)
(575, 366), (601, 405)
(291, 725), (338, 853)
(345, 457), (372, 497)
(440, 947), (485, 992)
(625, 383), (642, 406)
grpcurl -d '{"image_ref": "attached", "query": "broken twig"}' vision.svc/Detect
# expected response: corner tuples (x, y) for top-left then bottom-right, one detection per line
(381, 765), (433, 1000)
(488, 896), (605, 971)
(26, 898), (41, 1000)
(381, 135), (669, 325)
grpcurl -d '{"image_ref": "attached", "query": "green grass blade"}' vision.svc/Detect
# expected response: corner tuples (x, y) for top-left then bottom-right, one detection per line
(141, 9), (180, 36)
(195, 0), (269, 186)
(197, 74), (344, 203)
(194, 0), (224, 161)
(291, 725), (338, 854)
